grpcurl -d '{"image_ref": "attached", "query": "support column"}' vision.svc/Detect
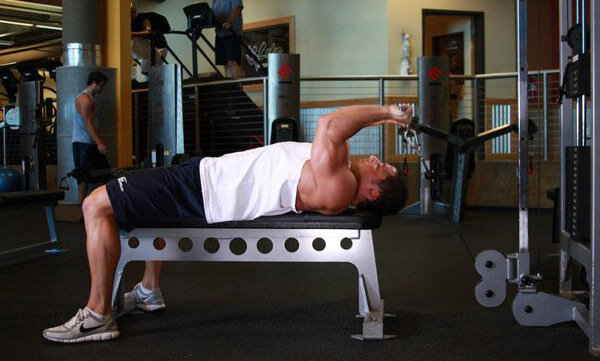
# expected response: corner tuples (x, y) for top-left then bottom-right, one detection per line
(103, 0), (132, 167)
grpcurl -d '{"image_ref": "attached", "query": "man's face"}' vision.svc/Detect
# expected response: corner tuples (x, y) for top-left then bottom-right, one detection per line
(357, 155), (397, 198)
(91, 81), (106, 96)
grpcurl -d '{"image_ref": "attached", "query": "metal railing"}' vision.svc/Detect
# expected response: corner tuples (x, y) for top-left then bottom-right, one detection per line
(130, 69), (561, 164)
(131, 77), (267, 164)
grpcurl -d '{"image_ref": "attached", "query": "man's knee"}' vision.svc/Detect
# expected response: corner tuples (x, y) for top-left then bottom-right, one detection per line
(82, 186), (114, 220)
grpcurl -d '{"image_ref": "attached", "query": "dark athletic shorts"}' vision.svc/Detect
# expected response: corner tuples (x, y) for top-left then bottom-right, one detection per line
(215, 34), (242, 65)
(105, 157), (206, 232)
(72, 142), (110, 184)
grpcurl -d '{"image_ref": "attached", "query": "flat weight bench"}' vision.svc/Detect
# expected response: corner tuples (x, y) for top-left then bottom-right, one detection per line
(0, 190), (64, 265)
(111, 210), (393, 340)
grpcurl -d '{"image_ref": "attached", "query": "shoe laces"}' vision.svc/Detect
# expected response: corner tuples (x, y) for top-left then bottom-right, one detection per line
(64, 309), (86, 329)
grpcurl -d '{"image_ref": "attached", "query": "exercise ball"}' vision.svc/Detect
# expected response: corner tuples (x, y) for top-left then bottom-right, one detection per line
(0, 166), (23, 193)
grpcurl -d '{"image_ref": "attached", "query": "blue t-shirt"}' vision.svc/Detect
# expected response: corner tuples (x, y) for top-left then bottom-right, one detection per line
(212, 0), (243, 37)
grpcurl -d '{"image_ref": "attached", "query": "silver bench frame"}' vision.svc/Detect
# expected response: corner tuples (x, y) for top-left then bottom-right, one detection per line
(112, 226), (393, 340)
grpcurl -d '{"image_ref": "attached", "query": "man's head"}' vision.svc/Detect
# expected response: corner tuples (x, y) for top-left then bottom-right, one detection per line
(87, 71), (108, 96)
(353, 155), (407, 216)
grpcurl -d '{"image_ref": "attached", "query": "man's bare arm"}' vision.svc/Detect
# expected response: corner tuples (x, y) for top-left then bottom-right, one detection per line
(312, 105), (411, 173)
(307, 105), (411, 212)
(320, 105), (411, 146)
(222, 6), (243, 30)
(79, 96), (107, 153)
(132, 19), (152, 37)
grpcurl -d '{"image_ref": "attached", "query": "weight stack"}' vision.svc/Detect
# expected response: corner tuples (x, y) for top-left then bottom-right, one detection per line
(565, 146), (590, 242)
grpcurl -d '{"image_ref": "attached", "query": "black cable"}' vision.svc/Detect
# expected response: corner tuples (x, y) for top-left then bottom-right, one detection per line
(536, 0), (542, 275)
(453, 222), (476, 265)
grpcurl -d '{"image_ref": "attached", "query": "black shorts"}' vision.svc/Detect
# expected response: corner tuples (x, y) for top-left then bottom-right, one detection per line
(105, 157), (205, 232)
(72, 142), (110, 184)
(215, 34), (241, 65)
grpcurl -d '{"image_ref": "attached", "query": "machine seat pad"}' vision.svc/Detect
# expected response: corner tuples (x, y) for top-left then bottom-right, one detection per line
(138, 209), (382, 230)
(0, 190), (65, 207)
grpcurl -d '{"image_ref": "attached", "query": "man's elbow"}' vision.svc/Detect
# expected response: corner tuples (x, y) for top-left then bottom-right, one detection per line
(317, 115), (334, 133)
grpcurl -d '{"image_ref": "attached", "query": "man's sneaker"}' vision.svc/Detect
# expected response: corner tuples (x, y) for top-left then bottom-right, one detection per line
(43, 308), (119, 343)
(122, 282), (166, 314)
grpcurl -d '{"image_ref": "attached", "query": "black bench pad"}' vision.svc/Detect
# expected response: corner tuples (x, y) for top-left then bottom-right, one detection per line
(0, 190), (64, 207)
(138, 209), (382, 230)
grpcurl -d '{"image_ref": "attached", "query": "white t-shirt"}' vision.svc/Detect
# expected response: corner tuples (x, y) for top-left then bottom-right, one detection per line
(199, 142), (311, 223)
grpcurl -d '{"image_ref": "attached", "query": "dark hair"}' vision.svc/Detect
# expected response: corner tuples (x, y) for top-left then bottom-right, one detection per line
(356, 171), (408, 216)
(87, 71), (108, 86)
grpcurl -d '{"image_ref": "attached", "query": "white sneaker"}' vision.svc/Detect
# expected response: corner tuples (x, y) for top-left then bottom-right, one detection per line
(122, 282), (166, 314)
(43, 308), (119, 343)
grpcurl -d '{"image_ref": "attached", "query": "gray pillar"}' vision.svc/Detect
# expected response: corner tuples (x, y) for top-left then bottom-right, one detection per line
(267, 53), (300, 145)
(56, 0), (114, 203)
(417, 56), (450, 215)
(148, 64), (184, 167)
(62, 0), (102, 66)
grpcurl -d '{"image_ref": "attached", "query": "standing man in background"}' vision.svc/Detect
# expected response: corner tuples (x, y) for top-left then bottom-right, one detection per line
(131, 3), (170, 80)
(212, 0), (244, 79)
(72, 71), (109, 203)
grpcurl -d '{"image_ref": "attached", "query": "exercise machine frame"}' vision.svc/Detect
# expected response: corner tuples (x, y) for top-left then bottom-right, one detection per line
(474, 0), (600, 355)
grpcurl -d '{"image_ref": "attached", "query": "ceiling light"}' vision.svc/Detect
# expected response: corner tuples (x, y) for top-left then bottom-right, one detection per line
(0, 19), (34, 27)
(36, 24), (62, 31)
(0, 62), (17, 67)
(4, 0), (61, 11)
(0, 40), (14, 46)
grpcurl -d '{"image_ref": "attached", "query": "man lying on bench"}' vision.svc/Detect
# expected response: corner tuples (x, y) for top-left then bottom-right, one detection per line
(43, 104), (412, 343)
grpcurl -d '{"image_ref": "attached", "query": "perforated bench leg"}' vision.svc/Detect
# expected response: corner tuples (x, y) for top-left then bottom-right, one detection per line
(111, 258), (128, 315)
(351, 230), (395, 340)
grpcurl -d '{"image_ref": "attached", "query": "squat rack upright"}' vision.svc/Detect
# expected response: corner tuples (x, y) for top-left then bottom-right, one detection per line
(474, 0), (600, 356)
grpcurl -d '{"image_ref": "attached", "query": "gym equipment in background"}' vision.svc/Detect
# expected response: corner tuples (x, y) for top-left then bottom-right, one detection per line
(401, 56), (450, 217)
(474, 0), (600, 356)
(0, 105), (22, 193)
(271, 117), (299, 144)
(402, 116), (537, 223)
(0, 190), (65, 266)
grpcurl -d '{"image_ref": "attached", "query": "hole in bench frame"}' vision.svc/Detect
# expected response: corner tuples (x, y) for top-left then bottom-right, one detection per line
(285, 238), (299, 253)
(128, 237), (140, 249)
(340, 238), (353, 250)
(204, 237), (220, 254)
(178, 237), (193, 252)
(153, 237), (166, 250)
(229, 237), (247, 255)
(257, 238), (273, 254)
(312, 238), (326, 251)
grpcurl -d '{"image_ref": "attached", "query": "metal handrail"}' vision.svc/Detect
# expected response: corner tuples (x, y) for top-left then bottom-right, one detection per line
(301, 75), (418, 81)
(299, 70), (559, 82)
(182, 76), (267, 89)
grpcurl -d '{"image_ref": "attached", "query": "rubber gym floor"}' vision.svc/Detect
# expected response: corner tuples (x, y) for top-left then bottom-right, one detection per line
(1, 208), (596, 361)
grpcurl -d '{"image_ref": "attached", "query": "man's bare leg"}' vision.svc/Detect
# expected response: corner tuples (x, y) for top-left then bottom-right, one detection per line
(43, 184), (120, 343)
(83, 185), (121, 315)
(141, 261), (162, 290)
(225, 60), (242, 79)
(124, 260), (166, 312)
